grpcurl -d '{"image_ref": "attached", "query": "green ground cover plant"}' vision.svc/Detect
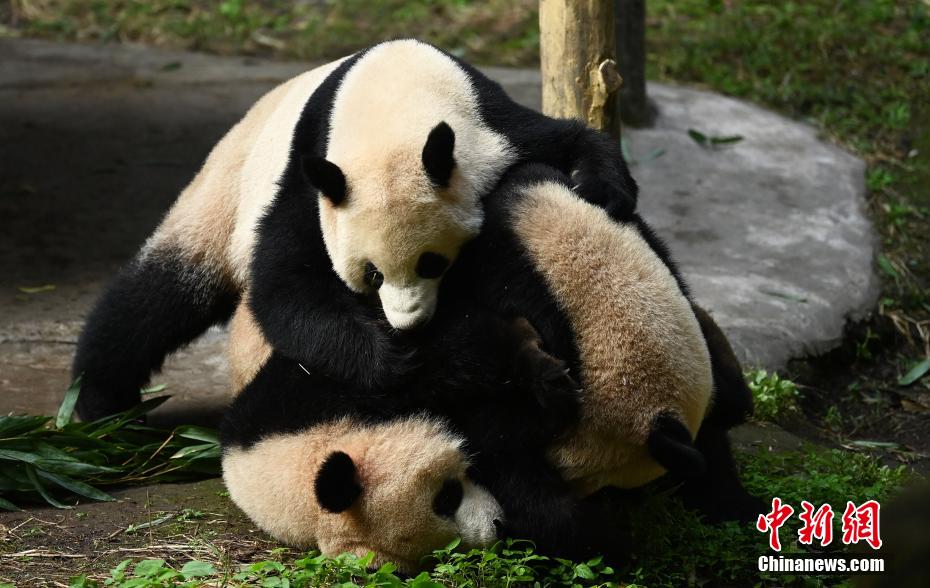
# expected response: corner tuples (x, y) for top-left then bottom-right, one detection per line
(2, 1), (927, 585)
(55, 442), (906, 587)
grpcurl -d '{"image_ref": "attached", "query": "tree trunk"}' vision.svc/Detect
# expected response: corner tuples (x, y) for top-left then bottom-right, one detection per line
(539, 0), (623, 140)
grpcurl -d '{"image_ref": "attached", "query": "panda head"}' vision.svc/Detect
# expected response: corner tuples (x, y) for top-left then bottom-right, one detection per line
(222, 417), (502, 573)
(305, 122), (483, 331)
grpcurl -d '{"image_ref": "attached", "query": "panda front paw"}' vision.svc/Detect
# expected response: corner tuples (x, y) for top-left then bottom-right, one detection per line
(73, 375), (143, 421)
(525, 356), (582, 437)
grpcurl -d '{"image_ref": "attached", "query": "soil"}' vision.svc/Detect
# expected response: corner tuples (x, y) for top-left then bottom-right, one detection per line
(0, 479), (278, 585)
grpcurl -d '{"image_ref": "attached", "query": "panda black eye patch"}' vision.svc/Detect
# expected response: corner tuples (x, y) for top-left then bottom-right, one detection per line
(416, 252), (450, 279)
(364, 262), (384, 290)
(432, 478), (464, 519)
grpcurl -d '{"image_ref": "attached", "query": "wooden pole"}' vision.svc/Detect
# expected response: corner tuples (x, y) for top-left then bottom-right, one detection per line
(539, 0), (623, 140)
(615, 0), (656, 127)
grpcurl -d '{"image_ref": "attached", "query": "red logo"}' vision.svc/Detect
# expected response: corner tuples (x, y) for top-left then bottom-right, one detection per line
(841, 500), (882, 549)
(798, 501), (834, 547)
(756, 499), (883, 551)
(756, 497), (795, 551)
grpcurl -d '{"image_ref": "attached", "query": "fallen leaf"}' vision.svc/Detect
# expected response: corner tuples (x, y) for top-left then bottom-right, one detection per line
(17, 284), (56, 294)
(898, 358), (930, 386)
(877, 255), (900, 281)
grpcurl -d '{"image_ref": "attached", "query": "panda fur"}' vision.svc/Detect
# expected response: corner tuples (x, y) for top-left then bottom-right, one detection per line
(222, 415), (504, 574)
(227, 163), (760, 527)
(447, 163), (760, 520)
(72, 39), (637, 420)
(222, 300), (630, 566)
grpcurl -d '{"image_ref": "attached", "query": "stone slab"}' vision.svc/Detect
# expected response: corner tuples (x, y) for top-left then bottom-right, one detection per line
(0, 39), (877, 419)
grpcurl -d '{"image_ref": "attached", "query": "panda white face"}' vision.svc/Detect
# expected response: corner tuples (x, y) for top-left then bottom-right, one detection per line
(222, 418), (503, 573)
(306, 122), (483, 331)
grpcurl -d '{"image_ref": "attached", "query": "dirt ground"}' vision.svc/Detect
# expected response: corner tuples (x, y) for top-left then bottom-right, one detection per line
(0, 479), (278, 585)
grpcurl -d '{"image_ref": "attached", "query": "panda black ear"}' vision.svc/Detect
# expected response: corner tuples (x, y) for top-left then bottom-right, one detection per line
(422, 121), (456, 188)
(302, 156), (347, 205)
(314, 451), (362, 513)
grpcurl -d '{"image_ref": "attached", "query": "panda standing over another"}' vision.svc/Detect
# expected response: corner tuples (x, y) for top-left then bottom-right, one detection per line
(221, 164), (762, 567)
(222, 298), (630, 568)
(72, 39), (638, 420)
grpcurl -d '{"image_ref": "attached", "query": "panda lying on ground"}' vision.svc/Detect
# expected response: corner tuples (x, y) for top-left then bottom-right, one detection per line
(222, 302), (628, 572)
(72, 39), (638, 421)
(221, 164), (761, 570)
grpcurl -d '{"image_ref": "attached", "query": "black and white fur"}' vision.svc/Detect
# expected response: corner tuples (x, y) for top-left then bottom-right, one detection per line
(73, 39), (637, 419)
(222, 305), (629, 565)
(445, 163), (761, 521)
(222, 165), (758, 566)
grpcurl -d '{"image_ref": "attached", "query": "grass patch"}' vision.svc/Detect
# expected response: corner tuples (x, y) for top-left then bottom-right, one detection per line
(2, 0), (540, 66)
(747, 369), (802, 422)
(625, 447), (908, 588)
(0, 380), (220, 511)
(51, 445), (906, 588)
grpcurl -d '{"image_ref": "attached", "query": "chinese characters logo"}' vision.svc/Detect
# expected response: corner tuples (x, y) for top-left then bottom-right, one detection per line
(756, 498), (882, 551)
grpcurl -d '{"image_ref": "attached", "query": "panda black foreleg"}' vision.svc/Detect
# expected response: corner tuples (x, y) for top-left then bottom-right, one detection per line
(671, 305), (762, 522)
(73, 250), (238, 419)
(488, 463), (632, 565)
(503, 117), (638, 222)
(249, 190), (418, 391)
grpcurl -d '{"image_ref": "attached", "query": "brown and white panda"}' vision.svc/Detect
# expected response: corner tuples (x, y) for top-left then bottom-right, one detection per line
(220, 164), (759, 566)
(222, 299), (627, 569)
(222, 415), (504, 574)
(72, 39), (638, 420)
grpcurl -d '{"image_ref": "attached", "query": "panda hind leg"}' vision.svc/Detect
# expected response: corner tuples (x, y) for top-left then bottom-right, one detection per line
(73, 248), (238, 420)
(678, 423), (765, 523)
(691, 304), (754, 428)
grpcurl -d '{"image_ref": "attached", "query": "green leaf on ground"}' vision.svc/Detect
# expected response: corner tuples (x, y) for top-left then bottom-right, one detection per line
(898, 358), (930, 386)
(877, 254), (900, 281)
(688, 128), (743, 148)
(17, 284), (56, 294)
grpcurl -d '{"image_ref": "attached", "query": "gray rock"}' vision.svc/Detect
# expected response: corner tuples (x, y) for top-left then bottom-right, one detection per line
(0, 39), (877, 419)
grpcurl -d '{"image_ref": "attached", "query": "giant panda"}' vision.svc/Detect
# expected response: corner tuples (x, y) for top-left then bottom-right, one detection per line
(221, 164), (759, 564)
(72, 39), (638, 420)
(222, 301), (630, 569)
(450, 163), (760, 520)
(223, 415), (505, 574)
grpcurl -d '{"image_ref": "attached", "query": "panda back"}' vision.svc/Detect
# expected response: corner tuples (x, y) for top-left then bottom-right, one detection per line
(508, 180), (713, 488)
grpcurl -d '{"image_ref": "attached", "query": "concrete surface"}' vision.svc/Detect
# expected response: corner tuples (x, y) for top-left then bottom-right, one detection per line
(0, 39), (877, 420)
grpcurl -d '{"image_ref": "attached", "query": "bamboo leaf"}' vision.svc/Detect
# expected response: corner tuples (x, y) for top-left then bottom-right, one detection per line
(33, 459), (119, 476)
(56, 376), (82, 429)
(141, 383), (167, 395)
(0, 415), (51, 437)
(89, 396), (171, 437)
(687, 128), (708, 145)
(37, 470), (115, 502)
(899, 358), (930, 386)
(175, 426), (220, 445)
(26, 465), (71, 508)
(710, 134), (744, 145)
(0, 495), (21, 511)
(170, 443), (216, 459)
(0, 449), (41, 464)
